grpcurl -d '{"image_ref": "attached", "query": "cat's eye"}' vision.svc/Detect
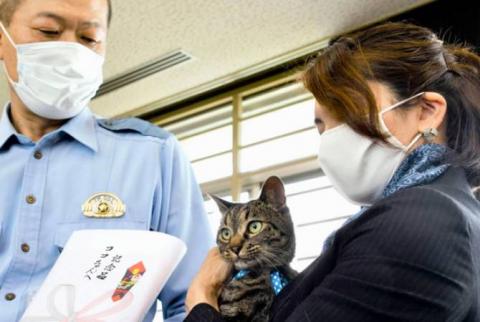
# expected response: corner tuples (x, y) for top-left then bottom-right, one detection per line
(219, 228), (232, 241)
(247, 221), (263, 235)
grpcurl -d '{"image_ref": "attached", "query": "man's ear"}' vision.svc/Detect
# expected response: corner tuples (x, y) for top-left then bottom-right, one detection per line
(418, 92), (447, 133)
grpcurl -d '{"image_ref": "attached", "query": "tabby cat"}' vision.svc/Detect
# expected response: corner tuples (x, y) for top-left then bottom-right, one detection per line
(211, 176), (297, 322)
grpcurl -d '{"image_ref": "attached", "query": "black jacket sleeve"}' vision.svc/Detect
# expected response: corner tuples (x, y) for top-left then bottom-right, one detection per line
(279, 186), (474, 321)
(185, 187), (475, 322)
(185, 304), (224, 322)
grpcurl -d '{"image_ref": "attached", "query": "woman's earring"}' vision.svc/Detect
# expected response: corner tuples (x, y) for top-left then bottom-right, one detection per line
(421, 128), (438, 143)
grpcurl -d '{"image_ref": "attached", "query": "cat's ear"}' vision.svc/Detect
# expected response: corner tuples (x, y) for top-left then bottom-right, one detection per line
(209, 194), (234, 214)
(259, 176), (286, 211)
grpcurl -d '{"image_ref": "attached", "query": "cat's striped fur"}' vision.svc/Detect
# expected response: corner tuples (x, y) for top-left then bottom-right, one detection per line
(212, 176), (297, 322)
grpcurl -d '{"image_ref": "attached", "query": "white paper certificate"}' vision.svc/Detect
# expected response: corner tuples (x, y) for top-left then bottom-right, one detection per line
(21, 229), (187, 322)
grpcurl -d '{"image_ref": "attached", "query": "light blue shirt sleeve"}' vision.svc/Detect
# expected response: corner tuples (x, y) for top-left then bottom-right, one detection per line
(152, 135), (214, 321)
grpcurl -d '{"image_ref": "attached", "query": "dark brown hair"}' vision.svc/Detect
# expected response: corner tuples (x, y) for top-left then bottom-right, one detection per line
(303, 22), (480, 186)
(0, 0), (113, 26)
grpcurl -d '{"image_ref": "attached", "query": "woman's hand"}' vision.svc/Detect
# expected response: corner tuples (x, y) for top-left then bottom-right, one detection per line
(186, 247), (232, 313)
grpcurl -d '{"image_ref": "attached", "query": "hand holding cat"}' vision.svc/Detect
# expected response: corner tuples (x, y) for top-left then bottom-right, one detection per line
(185, 247), (232, 313)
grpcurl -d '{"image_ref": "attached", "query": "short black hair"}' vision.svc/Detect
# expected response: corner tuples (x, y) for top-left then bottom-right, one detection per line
(0, 0), (112, 26)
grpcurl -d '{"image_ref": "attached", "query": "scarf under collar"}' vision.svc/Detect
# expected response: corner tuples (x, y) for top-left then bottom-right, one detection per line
(323, 143), (449, 251)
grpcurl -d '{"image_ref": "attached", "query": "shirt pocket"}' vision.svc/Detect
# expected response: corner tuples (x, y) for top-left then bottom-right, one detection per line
(54, 220), (148, 251)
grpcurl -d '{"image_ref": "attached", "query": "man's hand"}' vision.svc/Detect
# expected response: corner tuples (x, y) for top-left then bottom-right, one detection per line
(185, 247), (232, 312)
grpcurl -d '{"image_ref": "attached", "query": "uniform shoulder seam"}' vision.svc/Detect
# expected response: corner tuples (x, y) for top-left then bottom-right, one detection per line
(97, 117), (172, 140)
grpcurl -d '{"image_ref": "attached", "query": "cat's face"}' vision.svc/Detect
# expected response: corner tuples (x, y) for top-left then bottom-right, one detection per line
(212, 176), (295, 271)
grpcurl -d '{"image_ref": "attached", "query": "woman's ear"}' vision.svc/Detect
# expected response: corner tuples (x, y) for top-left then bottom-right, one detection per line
(418, 92), (447, 133)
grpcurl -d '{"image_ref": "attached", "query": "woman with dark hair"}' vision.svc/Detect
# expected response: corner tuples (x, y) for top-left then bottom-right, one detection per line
(184, 22), (480, 321)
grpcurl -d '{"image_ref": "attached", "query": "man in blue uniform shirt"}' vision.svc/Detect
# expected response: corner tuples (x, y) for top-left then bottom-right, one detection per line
(0, 0), (213, 321)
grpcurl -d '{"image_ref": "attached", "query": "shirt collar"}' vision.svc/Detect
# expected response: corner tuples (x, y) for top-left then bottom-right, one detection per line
(0, 103), (19, 149)
(0, 103), (98, 152)
(60, 107), (99, 152)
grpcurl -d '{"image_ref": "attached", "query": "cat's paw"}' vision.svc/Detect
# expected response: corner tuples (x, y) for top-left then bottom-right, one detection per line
(219, 303), (240, 317)
(220, 287), (243, 302)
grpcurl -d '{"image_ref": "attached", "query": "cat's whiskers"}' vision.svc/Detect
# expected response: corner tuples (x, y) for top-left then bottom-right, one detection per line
(245, 245), (260, 254)
(240, 246), (260, 260)
(260, 250), (284, 268)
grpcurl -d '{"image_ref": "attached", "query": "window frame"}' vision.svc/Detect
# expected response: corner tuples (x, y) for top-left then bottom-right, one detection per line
(152, 71), (321, 199)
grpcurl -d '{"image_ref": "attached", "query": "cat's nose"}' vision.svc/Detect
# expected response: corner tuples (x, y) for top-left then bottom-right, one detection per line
(231, 246), (241, 254)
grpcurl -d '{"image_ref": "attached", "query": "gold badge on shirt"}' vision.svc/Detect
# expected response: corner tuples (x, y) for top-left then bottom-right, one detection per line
(82, 193), (126, 218)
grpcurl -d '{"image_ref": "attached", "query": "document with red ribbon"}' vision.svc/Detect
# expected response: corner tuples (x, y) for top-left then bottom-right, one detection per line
(20, 230), (187, 322)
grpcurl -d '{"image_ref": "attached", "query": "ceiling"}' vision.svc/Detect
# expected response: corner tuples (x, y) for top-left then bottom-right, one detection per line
(0, 0), (432, 118)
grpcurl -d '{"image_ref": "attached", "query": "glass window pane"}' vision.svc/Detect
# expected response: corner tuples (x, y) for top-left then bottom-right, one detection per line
(164, 104), (232, 139)
(292, 219), (347, 272)
(284, 176), (332, 195)
(180, 125), (232, 161)
(192, 153), (232, 184)
(240, 128), (318, 173)
(284, 174), (358, 272)
(241, 99), (315, 146)
(204, 198), (223, 236)
(243, 82), (312, 118)
(288, 187), (358, 225)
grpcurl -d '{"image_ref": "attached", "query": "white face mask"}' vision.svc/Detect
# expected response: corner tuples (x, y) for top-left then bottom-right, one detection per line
(317, 93), (424, 206)
(378, 92), (425, 151)
(0, 23), (104, 120)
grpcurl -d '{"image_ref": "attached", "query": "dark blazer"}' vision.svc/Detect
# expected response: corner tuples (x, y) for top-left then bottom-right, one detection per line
(185, 167), (480, 322)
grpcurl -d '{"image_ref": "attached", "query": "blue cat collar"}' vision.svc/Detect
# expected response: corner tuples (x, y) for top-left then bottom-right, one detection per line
(233, 269), (289, 295)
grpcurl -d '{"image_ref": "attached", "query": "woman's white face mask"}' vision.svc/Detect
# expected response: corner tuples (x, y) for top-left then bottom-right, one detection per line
(317, 93), (424, 206)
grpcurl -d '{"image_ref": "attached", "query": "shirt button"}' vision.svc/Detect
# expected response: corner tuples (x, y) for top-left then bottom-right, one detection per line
(21, 243), (30, 253)
(33, 151), (43, 160)
(5, 293), (15, 301)
(26, 195), (36, 204)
